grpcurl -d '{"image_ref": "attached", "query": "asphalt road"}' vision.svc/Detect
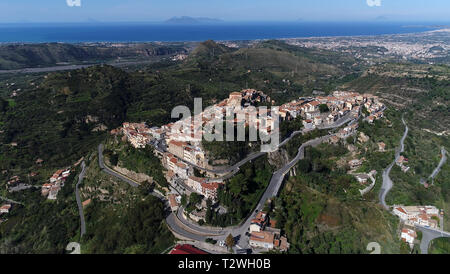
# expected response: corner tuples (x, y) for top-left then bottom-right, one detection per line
(75, 161), (87, 237)
(430, 147), (448, 183)
(416, 225), (450, 254)
(379, 117), (408, 209)
(98, 144), (140, 188)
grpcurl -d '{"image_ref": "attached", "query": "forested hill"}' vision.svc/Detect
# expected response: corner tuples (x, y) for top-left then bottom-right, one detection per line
(0, 39), (361, 174)
(0, 43), (188, 70)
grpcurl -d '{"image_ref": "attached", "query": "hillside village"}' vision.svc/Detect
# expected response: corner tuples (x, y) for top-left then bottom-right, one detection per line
(106, 88), (393, 252)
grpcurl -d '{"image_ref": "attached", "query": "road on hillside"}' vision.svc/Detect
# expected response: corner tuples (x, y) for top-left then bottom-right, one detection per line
(98, 144), (140, 188)
(416, 225), (450, 254)
(430, 147), (448, 184)
(379, 117), (409, 210)
(75, 161), (87, 237)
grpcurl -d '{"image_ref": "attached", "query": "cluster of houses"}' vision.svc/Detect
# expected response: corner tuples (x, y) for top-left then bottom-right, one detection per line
(393, 205), (443, 249)
(401, 227), (418, 248)
(112, 89), (277, 203)
(171, 54), (188, 62)
(393, 205), (442, 228)
(114, 122), (155, 149)
(41, 168), (71, 200)
(279, 91), (384, 130)
(396, 155), (410, 173)
(249, 211), (290, 252)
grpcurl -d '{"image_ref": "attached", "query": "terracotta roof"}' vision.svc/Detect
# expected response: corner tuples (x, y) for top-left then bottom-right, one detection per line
(169, 244), (209, 255)
(82, 199), (92, 207)
(0, 204), (11, 210)
(396, 207), (407, 214)
(250, 231), (275, 244)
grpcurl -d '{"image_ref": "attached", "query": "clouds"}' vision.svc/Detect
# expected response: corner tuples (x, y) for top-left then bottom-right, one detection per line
(367, 0), (382, 7)
(66, 0), (81, 7)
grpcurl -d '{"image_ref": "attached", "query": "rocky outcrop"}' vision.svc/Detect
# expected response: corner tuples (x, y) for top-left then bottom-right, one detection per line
(268, 148), (290, 170)
(112, 166), (153, 184)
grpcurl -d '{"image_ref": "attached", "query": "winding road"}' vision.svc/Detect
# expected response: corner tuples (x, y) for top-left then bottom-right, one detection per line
(429, 147), (448, 184)
(379, 117), (409, 210)
(376, 118), (450, 254)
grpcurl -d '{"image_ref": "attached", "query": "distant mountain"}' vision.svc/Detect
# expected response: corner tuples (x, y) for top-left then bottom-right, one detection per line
(165, 16), (224, 24)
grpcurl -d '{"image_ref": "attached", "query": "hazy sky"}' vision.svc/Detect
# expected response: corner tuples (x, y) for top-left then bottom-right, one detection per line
(0, 0), (449, 23)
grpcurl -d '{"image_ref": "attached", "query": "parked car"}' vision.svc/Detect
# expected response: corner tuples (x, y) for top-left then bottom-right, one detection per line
(236, 249), (251, 254)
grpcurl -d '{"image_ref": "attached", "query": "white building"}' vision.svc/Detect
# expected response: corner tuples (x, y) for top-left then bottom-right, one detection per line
(401, 228), (417, 248)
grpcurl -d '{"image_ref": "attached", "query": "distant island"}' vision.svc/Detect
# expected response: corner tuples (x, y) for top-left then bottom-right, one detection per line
(165, 16), (224, 24)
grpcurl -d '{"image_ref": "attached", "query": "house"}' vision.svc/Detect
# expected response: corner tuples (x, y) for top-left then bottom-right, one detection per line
(401, 228), (417, 248)
(397, 156), (408, 165)
(168, 194), (179, 212)
(169, 244), (209, 254)
(41, 183), (52, 196)
(393, 207), (409, 220)
(348, 159), (363, 169)
(0, 204), (12, 214)
(82, 199), (92, 208)
(314, 116), (323, 126)
(250, 211), (268, 233)
(302, 119), (315, 130)
(47, 186), (61, 200)
(358, 132), (370, 143)
(354, 173), (370, 184)
(201, 182), (222, 201)
(187, 176), (206, 194)
(249, 231), (275, 249)
(168, 140), (187, 159)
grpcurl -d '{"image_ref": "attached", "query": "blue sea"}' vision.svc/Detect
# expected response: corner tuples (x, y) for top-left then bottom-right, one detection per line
(0, 22), (446, 43)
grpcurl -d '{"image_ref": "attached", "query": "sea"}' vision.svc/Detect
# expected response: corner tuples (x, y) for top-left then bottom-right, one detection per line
(0, 21), (446, 43)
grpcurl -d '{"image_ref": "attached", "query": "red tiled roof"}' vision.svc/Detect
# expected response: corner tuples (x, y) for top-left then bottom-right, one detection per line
(169, 244), (209, 255)
(396, 207), (407, 214)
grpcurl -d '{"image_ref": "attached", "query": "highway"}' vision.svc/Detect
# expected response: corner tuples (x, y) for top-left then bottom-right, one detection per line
(75, 161), (87, 237)
(379, 117), (409, 210)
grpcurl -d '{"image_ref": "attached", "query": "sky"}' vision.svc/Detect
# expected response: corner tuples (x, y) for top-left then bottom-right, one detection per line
(0, 0), (449, 23)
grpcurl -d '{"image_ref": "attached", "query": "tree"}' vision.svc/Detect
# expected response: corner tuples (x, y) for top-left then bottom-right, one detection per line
(181, 194), (188, 207)
(190, 192), (202, 205)
(319, 104), (330, 113)
(138, 180), (154, 196)
(225, 233), (235, 249)
(0, 98), (7, 112)
(110, 153), (119, 166)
